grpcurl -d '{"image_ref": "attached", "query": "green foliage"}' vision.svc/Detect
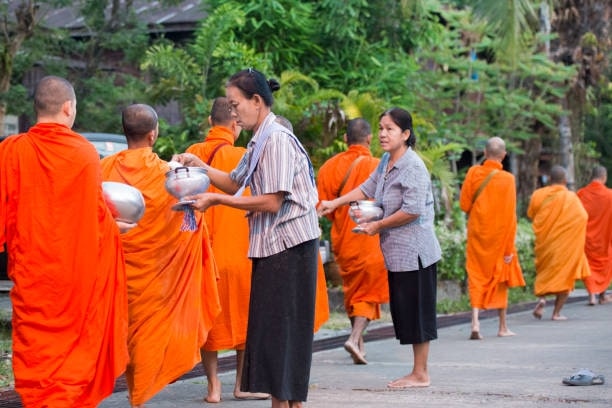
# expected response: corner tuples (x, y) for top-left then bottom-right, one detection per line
(73, 74), (146, 133)
(515, 217), (535, 289)
(435, 217), (467, 281)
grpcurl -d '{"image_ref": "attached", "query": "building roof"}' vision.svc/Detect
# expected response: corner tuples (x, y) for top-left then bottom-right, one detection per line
(28, 0), (207, 34)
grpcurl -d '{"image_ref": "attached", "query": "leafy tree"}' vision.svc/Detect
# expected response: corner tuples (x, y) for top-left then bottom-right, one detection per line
(0, 0), (72, 134)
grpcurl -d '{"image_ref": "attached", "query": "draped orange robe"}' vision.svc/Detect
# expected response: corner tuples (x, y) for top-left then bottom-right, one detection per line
(187, 127), (328, 334)
(0, 123), (128, 408)
(459, 160), (525, 309)
(577, 181), (612, 294)
(101, 147), (220, 406)
(187, 127), (251, 350)
(317, 145), (388, 319)
(527, 184), (591, 296)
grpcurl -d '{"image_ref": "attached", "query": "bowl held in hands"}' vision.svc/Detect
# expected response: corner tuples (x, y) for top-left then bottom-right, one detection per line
(102, 181), (146, 223)
(349, 200), (383, 233)
(165, 166), (210, 210)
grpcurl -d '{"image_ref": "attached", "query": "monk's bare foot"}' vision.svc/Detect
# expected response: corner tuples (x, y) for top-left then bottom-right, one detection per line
(469, 330), (483, 340)
(552, 314), (568, 321)
(532, 299), (545, 320)
(599, 294), (612, 304)
(498, 329), (516, 337)
(344, 340), (367, 364)
(204, 377), (222, 403)
(387, 374), (430, 389)
(588, 294), (596, 306)
(234, 391), (271, 400)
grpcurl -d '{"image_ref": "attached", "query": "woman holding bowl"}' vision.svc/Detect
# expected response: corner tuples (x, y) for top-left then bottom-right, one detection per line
(318, 107), (441, 388)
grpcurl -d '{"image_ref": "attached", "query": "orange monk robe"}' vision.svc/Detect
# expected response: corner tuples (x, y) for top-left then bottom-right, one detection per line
(527, 185), (591, 296)
(101, 147), (220, 406)
(313, 253), (330, 332)
(187, 127), (251, 350)
(0, 123), (128, 408)
(459, 160), (525, 309)
(187, 127), (329, 334)
(577, 181), (612, 294)
(317, 145), (389, 320)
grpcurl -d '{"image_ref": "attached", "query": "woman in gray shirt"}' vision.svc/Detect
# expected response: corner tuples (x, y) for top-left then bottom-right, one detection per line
(318, 107), (441, 389)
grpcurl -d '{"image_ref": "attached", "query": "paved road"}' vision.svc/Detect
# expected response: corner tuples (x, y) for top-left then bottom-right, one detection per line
(98, 292), (612, 407)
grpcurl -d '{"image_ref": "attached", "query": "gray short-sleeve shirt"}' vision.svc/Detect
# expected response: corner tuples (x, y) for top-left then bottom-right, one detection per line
(360, 148), (441, 271)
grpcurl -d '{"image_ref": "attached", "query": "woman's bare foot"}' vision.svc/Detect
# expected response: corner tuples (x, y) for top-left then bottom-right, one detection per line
(498, 329), (516, 337)
(532, 299), (546, 320)
(552, 314), (568, 321)
(204, 377), (222, 403)
(387, 373), (430, 388)
(233, 390), (271, 400)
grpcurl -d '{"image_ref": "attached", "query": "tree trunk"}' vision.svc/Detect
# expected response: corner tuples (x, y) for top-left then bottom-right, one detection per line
(558, 102), (575, 190)
(517, 137), (541, 215)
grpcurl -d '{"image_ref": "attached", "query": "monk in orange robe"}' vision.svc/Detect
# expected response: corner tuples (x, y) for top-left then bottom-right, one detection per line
(275, 116), (329, 334)
(101, 104), (220, 407)
(577, 165), (612, 305)
(317, 118), (388, 364)
(459, 137), (525, 340)
(187, 97), (269, 403)
(0, 76), (128, 407)
(527, 165), (591, 320)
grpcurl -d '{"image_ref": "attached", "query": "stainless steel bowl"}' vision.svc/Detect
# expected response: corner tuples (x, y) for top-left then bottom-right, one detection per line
(349, 200), (383, 224)
(102, 181), (146, 223)
(164, 167), (210, 201)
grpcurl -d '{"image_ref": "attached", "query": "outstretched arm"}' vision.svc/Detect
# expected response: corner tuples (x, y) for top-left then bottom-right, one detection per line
(172, 153), (241, 194)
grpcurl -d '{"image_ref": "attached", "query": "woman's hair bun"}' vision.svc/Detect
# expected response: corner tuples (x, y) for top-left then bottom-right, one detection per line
(267, 78), (281, 92)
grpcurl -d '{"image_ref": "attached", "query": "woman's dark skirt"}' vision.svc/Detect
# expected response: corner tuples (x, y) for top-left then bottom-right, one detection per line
(388, 260), (438, 345)
(240, 239), (318, 401)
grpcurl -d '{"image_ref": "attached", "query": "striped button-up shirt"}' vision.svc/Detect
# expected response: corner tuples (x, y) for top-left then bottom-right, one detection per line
(230, 120), (319, 258)
(360, 148), (441, 272)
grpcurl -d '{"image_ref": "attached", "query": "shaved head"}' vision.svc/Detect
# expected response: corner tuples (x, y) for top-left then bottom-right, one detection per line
(210, 97), (233, 126)
(550, 165), (567, 185)
(346, 118), (371, 145)
(591, 165), (607, 182)
(484, 137), (506, 160)
(275, 115), (293, 132)
(34, 76), (76, 116)
(122, 104), (158, 143)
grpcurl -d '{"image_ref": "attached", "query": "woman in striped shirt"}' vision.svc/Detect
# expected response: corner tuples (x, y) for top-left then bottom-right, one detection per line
(176, 68), (319, 408)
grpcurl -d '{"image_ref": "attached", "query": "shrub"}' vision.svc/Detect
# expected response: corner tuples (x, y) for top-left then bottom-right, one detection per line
(435, 220), (467, 282)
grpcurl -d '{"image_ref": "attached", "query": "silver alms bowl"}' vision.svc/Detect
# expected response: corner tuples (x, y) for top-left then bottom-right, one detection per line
(102, 181), (146, 223)
(164, 167), (210, 201)
(349, 200), (383, 224)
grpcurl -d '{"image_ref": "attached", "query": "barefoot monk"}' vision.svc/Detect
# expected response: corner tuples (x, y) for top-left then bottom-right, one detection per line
(527, 165), (591, 321)
(459, 137), (525, 340)
(101, 104), (220, 407)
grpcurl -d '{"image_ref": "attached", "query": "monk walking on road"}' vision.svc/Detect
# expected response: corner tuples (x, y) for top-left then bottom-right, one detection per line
(528, 165), (591, 320)
(577, 165), (612, 305)
(0, 76), (129, 407)
(460, 137), (525, 340)
(101, 104), (220, 407)
(317, 118), (389, 363)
